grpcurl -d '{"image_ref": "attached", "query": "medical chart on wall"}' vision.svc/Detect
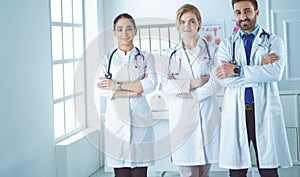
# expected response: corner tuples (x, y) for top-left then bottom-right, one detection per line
(200, 20), (225, 52)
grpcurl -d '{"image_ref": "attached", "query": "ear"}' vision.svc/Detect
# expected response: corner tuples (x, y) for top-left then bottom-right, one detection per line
(256, 9), (259, 16)
(197, 20), (202, 32)
(113, 29), (117, 37)
(134, 28), (138, 36)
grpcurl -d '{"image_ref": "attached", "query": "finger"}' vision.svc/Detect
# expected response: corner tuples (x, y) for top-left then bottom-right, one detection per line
(221, 61), (227, 64)
(268, 53), (279, 58)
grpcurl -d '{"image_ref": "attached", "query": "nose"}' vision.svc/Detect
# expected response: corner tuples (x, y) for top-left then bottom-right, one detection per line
(240, 12), (247, 20)
(122, 29), (128, 34)
(184, 21), (191, 27)
(121, 29), (129, 37)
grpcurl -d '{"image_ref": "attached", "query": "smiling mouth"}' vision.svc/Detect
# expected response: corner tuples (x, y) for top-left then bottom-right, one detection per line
(121, 38), (131, 41)
(241, 19), (250, 24)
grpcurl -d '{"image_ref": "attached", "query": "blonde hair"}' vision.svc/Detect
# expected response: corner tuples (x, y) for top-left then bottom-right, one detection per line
(175, 4), (202, 31)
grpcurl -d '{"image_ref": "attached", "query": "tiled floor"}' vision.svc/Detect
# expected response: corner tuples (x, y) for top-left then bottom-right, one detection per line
(89, 168), (180, 177)
(90, 166), (300, 177)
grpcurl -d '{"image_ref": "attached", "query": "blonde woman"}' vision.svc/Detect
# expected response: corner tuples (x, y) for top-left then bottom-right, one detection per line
(161, 4), (222, 177)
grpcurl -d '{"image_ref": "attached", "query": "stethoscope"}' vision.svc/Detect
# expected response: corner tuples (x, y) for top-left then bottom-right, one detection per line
(105, 47), (145, 79)
(168, 39), (213, 76)
(230, 29), (271, 65)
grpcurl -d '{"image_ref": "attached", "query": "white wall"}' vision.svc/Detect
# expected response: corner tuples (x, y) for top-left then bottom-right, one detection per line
(99, 0), (270, 57)
(0, 0), (56, 177)
(102, 0), (268, 36)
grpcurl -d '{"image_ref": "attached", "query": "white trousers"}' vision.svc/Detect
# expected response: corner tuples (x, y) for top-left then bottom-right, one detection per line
(178, 164), (211, 177)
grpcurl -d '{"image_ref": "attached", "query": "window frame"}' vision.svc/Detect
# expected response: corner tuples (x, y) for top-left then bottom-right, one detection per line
(49, 0), (87, 142)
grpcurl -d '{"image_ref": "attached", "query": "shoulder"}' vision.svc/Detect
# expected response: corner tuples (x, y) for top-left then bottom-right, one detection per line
(258, 28), (282, 41)
(139, 50), (152, 58)
(105, 48), (118, 57)
(218, 35), (234, 49)
(259, 29), (284, 46)
(166, 44), (180, 57)
(138, 50), (156, 62)
(269, 33), (283, 43)
(101, 48), (117, 64)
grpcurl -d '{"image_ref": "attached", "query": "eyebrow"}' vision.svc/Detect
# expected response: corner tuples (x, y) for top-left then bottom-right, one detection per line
(234, 8), (252, 12)
(116, 25), (134, 29)
(180, 18), (197, 22)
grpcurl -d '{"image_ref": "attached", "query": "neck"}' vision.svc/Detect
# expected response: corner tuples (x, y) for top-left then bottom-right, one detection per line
(119, 44), (134, 54)
(243, 24), (258, 34)
(182, 35), (199, 50)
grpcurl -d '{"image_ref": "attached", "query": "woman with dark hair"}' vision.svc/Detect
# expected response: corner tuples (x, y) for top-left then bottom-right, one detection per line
(96, 13), (157, 177)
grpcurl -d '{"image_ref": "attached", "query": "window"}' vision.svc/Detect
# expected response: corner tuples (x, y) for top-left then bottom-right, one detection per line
(134, 24), (180, 55)
(133, 24), (180, 111)
(50, 0), (86, 141)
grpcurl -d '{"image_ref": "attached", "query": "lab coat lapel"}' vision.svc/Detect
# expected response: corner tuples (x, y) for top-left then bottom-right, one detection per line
(251, 28), (264, 61)
(187, 37), (203, 66)
(233, 32), (247, 65)
(179, 47), (195, 79)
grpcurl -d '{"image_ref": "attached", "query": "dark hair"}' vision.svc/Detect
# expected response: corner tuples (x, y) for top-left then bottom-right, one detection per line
(231, 0), (258, 10)
(113, 13), (136, 30)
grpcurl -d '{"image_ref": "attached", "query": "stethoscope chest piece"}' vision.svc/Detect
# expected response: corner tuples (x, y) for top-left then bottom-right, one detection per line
(105, 72), (112, 79)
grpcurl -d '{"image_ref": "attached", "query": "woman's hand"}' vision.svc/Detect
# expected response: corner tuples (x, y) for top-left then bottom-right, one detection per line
(113, 90), (142, 98)
(190, 75), (210, 89)
(177, 93), (193, 98)
(97, 77), (118, 90)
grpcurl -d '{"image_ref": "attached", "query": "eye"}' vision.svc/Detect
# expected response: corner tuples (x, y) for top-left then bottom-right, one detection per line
(234, 10), (241, 15)
(244, 9), (252, 14)
(179, 20), (185, 25)
(190, 19), (196, 24)
(116, 28), (123, 32)
(126, 26), (133, 31)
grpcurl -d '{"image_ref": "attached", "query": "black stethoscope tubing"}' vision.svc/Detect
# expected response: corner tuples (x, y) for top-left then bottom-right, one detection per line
(230, 29), (270, 65)
(168, 39), (212, 76)
(105, 47), (144, 79)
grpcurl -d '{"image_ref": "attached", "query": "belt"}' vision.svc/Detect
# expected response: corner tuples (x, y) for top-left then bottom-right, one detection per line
(245, 103), (254, 110)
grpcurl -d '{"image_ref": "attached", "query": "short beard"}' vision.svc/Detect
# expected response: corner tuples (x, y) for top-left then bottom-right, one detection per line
(238, 15), (257, 32)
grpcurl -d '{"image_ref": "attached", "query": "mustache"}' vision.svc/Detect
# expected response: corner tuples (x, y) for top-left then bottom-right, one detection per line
(239, 19), (250, 23)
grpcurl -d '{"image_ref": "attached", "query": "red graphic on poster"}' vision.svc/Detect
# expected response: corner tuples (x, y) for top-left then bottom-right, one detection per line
(200, 22), (224, 51)
(215, 38), (221, 45)
(204, 34), (212, 42)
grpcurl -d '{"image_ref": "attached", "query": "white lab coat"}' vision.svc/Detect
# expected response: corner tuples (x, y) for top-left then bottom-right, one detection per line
(217, 28), (292, 169)
(97, 47), (157, 168)
(161, 36), (222, 166)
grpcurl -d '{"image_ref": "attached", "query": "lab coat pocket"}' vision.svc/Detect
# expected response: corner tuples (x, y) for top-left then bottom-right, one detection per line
(131, 65), (147, 80)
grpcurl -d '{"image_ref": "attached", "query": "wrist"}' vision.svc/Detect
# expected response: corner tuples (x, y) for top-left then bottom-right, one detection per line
(190, 80), (196, 90)
(116, 82), (122, 90)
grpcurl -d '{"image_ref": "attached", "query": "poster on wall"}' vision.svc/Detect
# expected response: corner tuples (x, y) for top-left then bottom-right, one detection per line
(200, 20), (225, 52)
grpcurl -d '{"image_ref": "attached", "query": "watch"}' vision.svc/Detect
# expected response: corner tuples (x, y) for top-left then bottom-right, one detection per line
(116, 82), (122, 90)
(233, 66), (241, 76)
